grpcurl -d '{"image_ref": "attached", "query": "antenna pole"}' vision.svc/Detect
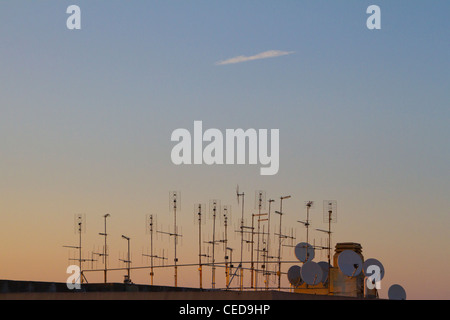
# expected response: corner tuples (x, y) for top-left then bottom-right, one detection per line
(277, 195), (291, 290)
(277, 210), (282, 291)
(226, 247), (233, 288)
(306, 204), (310, 246)
(99, 214), (110, 284)
(237, 187), (245, 291)
(121, 235), (131, 283)
(266, 199), (274, 290)
(198, 205), (203, 289)
(255, 192), (265, 290)
(174, 198), (178, 288)
(211, 202), (217, 289)
(78, 217), (83, 284)
(224, 208), (229, 289)
(104, 215), (107, 283)
(250, 213), (255, 289)
(150, 215), (154, 285)
(255, 213), (260, 289)
(328, 208), (332, 293)
(128, 239), (130, 280)
(168, 192), (181, 288)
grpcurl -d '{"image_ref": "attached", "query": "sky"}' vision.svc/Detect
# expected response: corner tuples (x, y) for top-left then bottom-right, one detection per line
(0, 1), (449, 299)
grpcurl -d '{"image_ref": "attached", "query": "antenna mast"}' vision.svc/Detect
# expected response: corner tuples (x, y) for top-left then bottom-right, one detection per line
(194, 204), (205, 289)
(276, 195), (291, 290)
(170, 191), (182, 287)
(209, 199), (221, 289)
(222, 205), (231, 289)
(120, 235), (131, 284)
(265, 199), (274, 289)
(98, 213), (110, 283)
(236, 185), (245, 291)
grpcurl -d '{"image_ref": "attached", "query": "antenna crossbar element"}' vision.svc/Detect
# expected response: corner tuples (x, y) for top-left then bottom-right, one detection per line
(157, 230), (182, 237)
(316, 228), (332, 234)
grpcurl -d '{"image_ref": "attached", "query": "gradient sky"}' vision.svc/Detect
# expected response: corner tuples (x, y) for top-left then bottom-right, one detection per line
(0, 1), (449, 299)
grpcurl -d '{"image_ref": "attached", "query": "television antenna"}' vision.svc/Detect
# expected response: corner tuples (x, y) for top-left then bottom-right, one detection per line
(63, 214), (89, 284)
(316, 200), (337, 292)
(97, 213), (110, 283)
(142, 214), (158, 285)
(194, 203), (206, 289)
(264, 199), (275, 289)
(233, 216), (253, 288)
(253, 190), (267, 290)
(222, 205), (232, 288)
(119, 235), (132, 284)
(254, 213), (268, 290)
(275, 195), (291, 290)
(298, 201), (314, 258)
(236, 185), (245, 291)
(281, 228), (296, 249)
(169, 191), (182, 287)
(143, 216), (168, 282)
(209, 199), (221, 289)
(225, 246), (234, 289)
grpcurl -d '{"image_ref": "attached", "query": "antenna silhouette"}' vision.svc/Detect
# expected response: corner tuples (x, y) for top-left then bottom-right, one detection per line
(254, 190), (267, 290)
(169, 191), (182, 287)
(194, 204), (206, 289)
(316, 200), (337, 294)
(275, 195), (291, 290)
(63, 214), (88, 284)
(209, 199), (221, 289)
(225, 246), (234, 289)
(120, 235), (132, 284)
(143, 214), (157, 285)
(265, 199), (275, 290)
(97, 213), (110, 283)
(236, 185), (245, 291)
(222, 205), (232, 289)
(298, 201), (313, 261)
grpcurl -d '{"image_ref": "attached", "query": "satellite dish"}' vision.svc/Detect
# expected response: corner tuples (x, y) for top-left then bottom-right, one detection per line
(317, 261), (331, 283)
(388, 284), (407, 300)
(287, 265), (303, 287)
(338, 250), (363, 277)
(301, 261), (323, 285)
(295, 242), (315, 263)
(363, 258), (385, 281)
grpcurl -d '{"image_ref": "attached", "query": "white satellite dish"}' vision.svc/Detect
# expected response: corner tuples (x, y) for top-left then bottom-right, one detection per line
(317, 261), (331, 283)
(338, 250), (363, 277)
(363, 258), (385, 281)
(388, 284), (406, 300)
(294, 242), (315, 263)
(301, 261), (323, 285)
(287, 265), (303, 287)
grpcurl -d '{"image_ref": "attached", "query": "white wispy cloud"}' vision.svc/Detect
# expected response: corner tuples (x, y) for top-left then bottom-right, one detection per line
(215, 50), (294, 66)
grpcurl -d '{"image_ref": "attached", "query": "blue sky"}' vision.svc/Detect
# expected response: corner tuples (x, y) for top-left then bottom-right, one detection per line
(0, 1), (449, 299)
